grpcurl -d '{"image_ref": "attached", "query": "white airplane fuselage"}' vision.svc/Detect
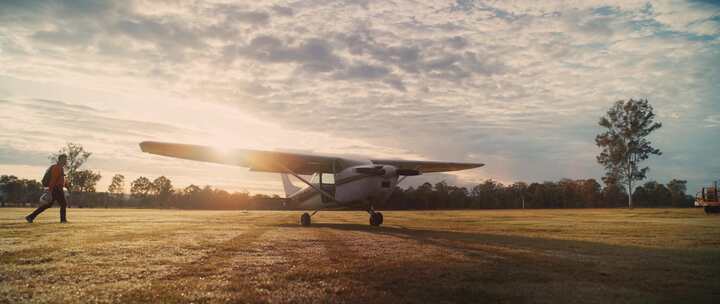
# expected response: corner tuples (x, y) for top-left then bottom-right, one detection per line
(286, 163), (399, 210)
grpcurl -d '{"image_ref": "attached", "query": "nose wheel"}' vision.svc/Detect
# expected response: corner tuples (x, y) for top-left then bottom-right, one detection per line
(369, 211), (383, 226)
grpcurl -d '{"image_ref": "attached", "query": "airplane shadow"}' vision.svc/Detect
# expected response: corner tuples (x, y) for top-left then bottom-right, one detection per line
(272, 221), (720, 302)
(274, 222), (715, 262)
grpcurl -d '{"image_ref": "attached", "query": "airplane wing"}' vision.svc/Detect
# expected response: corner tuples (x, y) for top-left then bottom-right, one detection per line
(139, 141), (338, 175)
(139, 141), (483, 175)
(370, 159), (484, 173)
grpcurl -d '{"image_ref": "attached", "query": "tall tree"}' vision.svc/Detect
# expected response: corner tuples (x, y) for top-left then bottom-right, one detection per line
(509, 182), (528, 209)
(20, 179), (43, 205)
(130, 176), (153, 199)
(153, 176), (174, 206)
(579, 179), (601, 208)
(184, 184), (201, 195)
(108, 174), (125, 198)
(0, 175), (20, 206)
(74, 170), (102, 192)
(666, 179), (688, 207)
(596, 99), (662, 208)
(50, 143), (92, 192)
(417, 182), (433, 209)
(434, 181), (449, 209)
(0, 175), (43, 206)
(635, 181), (671, 207)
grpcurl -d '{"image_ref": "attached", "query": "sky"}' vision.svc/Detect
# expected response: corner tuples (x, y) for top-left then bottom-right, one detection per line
(0, 0), (718, 195)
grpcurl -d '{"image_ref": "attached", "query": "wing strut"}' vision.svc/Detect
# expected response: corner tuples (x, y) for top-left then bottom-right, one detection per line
(396, 175), (408, 186)
(277, 163), (340, 204)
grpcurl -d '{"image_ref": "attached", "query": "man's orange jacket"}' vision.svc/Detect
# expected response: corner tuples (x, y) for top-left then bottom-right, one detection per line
(48, 165), (65, 190)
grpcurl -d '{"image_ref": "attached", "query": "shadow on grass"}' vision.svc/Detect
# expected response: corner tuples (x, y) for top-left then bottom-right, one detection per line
(274, 222), (720, 301)
(278, 222), (718, 257)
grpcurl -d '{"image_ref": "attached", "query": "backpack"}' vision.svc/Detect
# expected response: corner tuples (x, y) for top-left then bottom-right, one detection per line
(41, 165), (54, 187)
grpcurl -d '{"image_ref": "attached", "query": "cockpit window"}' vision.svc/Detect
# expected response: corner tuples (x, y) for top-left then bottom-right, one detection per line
(321, 173), (335, 185)
(310, 173), (335, 184)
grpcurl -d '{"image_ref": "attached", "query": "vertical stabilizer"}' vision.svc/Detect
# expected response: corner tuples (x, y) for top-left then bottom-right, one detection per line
(281, 173), (302, 198)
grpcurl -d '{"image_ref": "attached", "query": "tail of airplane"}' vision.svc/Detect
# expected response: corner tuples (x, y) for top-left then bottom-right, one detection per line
(281, 173), (302, 198)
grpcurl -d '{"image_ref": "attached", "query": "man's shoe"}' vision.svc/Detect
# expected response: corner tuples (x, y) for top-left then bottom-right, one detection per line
(25, 215), (33, 223)
(60, 220), (68, 223)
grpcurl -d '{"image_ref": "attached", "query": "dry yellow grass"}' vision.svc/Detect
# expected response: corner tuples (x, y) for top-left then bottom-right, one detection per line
(1, 208), (719, 303)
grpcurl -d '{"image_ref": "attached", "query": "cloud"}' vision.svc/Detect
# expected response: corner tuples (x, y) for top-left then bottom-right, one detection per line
(32, 98), (98, 112)
(652, 1), (720, 36)
(446, 36), (468, 49)
(335, 31), (422, 70)
(109, 15), (206, 58)
(219, 7), (270, 25)
(705, 114), (720, 128)
(333, 62), (390, 80)
(0, 98), (192, 153)
(0, 0), (117, 22)
(383, 77), (407, 91)
(232, 35), (345, 73)
(0, 0), (718, 194)
(32, 28), (96, 46)
(0, 146), (49, 167)
(271, 5), (294, 17)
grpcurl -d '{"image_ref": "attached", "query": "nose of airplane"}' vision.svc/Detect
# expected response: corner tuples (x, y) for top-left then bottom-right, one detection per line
(382, 165), (396, 178)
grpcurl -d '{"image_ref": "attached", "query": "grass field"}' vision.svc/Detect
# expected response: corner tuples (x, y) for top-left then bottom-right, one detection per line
(1, 208), (719, 303)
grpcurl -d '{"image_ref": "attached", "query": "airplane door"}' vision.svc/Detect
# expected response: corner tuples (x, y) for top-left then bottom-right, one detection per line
(320, 173), (336, 204)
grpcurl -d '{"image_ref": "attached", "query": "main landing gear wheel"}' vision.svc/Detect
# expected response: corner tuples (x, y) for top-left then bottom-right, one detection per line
(300, 212), (311, 226)
(369, 212), (383, 226)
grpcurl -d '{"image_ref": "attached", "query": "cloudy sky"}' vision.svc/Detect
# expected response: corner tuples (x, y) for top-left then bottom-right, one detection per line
(1, 0), (718, 195)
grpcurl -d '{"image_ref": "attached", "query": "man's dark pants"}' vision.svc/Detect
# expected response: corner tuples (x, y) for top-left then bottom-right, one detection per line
(28, 187), (66, 222)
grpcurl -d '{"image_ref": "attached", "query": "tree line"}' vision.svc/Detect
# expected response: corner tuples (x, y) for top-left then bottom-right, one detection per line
(0, 173), (285, 209)
(382, 178), (694, 210)
(0, 173), (695, 209)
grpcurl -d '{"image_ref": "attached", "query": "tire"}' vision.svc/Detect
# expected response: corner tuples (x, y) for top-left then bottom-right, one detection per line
(369, 213), (381, 226)
(300, 213), (311, 226)
(376, 212), (384, 225)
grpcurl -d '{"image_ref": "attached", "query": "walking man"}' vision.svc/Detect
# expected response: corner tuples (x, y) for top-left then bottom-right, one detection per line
(26, 154), (69, 223)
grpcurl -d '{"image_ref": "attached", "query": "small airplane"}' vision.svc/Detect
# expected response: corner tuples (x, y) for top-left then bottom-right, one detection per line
(139, 141), (484, 226)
